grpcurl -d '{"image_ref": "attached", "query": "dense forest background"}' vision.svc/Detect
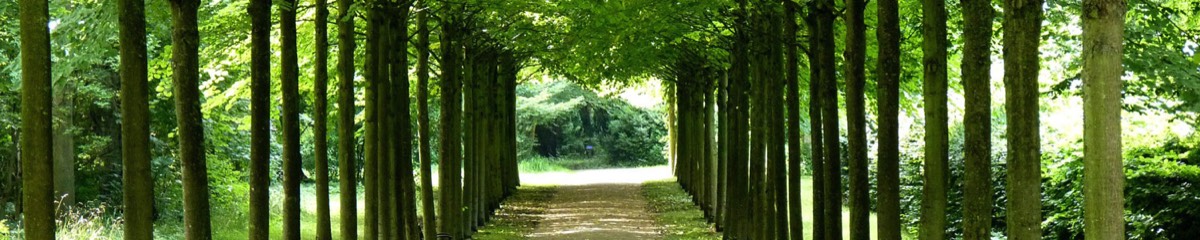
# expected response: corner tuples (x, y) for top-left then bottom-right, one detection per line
(0, 0), (1198, 239)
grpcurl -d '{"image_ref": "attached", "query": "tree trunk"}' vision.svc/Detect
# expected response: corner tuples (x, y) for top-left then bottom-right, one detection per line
(716, 71), (729, 232)
(375, 3), (394, 238)
(364, 0), (380, 235)
(438, 2), (464, 237)
(19, 0), (54, 237)
(727, 1), (751, 236)
(1082, 0), (1125, 238)
(168, 0), (212, 238)
(118, 0), (153, 236)
(52, 87), (75, 208)
(875, 0), (902, 238)
(844, 0), (868, 236)
(763, 2), (787, 238)
(803, 5), (825, 239)
(816, 0), (841, 237)
(280, 0), (303, 237)
(416, 3), (438, 239)
(919, 0), (949, 237)
(336, 0), (359, 236)
(311, 0), (332, 237)
(962, 0), (995, 238)
(1002, 0), (1044, 238)
(390, 2), (419, 238)
(248, 0), (271, 238)
(705, 76), (717, 223)
(783, 2), (804, 239)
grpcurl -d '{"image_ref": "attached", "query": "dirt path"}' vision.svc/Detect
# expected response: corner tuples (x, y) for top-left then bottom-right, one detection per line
(522, 167), (672, 240)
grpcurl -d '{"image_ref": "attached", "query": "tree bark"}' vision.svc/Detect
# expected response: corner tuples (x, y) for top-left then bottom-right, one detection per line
(391, 2), (419, 238)
(727, 1), (751, 234)
(336, 0), (359, 236)
(248, 0), (271, 238)
(844, 0), (868, 236)
(816, 0), (841, 237)
(416, 3), (438, 239)
(875, 0), (902, 238)
(280, 0), (303, 238)
(438, 2), (464, 237)
(364, 0), (383, 237)
(803, 5), (825, 239)
(1002, 0), (1044, 238)
(168, 0), (212, 238)
(920, 0), (949, 237)
(19, 0), (54, 238)
(1082, 0), (1125, 238)
(119, 0), (153, 236)
(312, 0), (333, 237)
(962, 0), (995, 238)
(784, 2), (804, 239)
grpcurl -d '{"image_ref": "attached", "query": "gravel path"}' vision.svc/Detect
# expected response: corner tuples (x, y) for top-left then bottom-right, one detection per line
(523, 167), (671, 240)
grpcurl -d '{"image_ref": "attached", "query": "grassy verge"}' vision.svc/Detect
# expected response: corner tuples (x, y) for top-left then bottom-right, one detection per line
(473, 185), (557, 240)
(641, 179), (722, 240)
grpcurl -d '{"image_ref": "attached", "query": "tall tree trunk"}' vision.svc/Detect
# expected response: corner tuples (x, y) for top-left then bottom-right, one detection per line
(364, 1), (382, 238)
(416, 3), (438, 239)
(962, 0), (995, 238)
(312, 0), (333, 237)
(168, 0), (212, 238)
(716, 71), (729, 232)
(1002, 0), (1044, 238)
(248, 0), (271, 238)
(438, 2), (464, 237)
(391, 2), (419, 238)
(727, 1), (751, 237)
(783, 2), (804, 239)
(705, 76), (717, 222)
(52, 88), (75, 208)
(845, 0), (868, 236)
(119, 0), (153, 236)
(919, 0), (949, 236)
(375, 3), (394, 238)
(280, 0), (303, 238)
(875, 0), (902, 238)
(1082, 0), (1125, 238)
(803, 5), (826, 239)
(19, 0), (53, 238)
(816, 0), (841, 237)
(763, 2), (788, 238)
(336, 0), (359, 236)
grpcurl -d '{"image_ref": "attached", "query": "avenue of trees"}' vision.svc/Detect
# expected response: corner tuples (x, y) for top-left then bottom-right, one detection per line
(3, 0), (1200, 239)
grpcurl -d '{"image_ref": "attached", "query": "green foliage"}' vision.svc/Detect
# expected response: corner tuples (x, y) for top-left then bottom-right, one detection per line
(516, 80), (666, 167)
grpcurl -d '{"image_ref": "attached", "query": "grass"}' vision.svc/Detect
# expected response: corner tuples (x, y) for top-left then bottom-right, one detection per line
(642, 179), (723, 239)
(517, 156), (632, 173)
(473, 185), (557, 240)
(643, 177), (885, 240)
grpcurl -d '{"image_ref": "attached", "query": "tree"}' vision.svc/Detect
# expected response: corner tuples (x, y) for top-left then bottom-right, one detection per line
(312, 0), (334, 237)
(845, 0), (869, 235)
(1003, 0), (1044, 238)
(438, 0), (464, 237)
(390, 1), (419, 238)
(875, 0), (902, 238)
(1081, 0), (1125, 238)
(919, 0), (949, 237)
(416, 2), (438, 239)
(19, 0), (54, 238)
(363, 0), (383, 237)
(168, 0), (212, 238)
(962, 0), (995, 238)
(118, 0), (152, 237)
(803, 3), (826, 238)
(248, 0), (271, 238)
(337, 0), (359, 236)
(783, 3), (804, 238)
(816, 0), (841, 237)
(280, 0), (303, 237)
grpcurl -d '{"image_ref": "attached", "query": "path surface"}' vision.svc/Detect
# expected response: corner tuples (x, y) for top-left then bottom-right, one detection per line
(521, 166), (672, 240)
